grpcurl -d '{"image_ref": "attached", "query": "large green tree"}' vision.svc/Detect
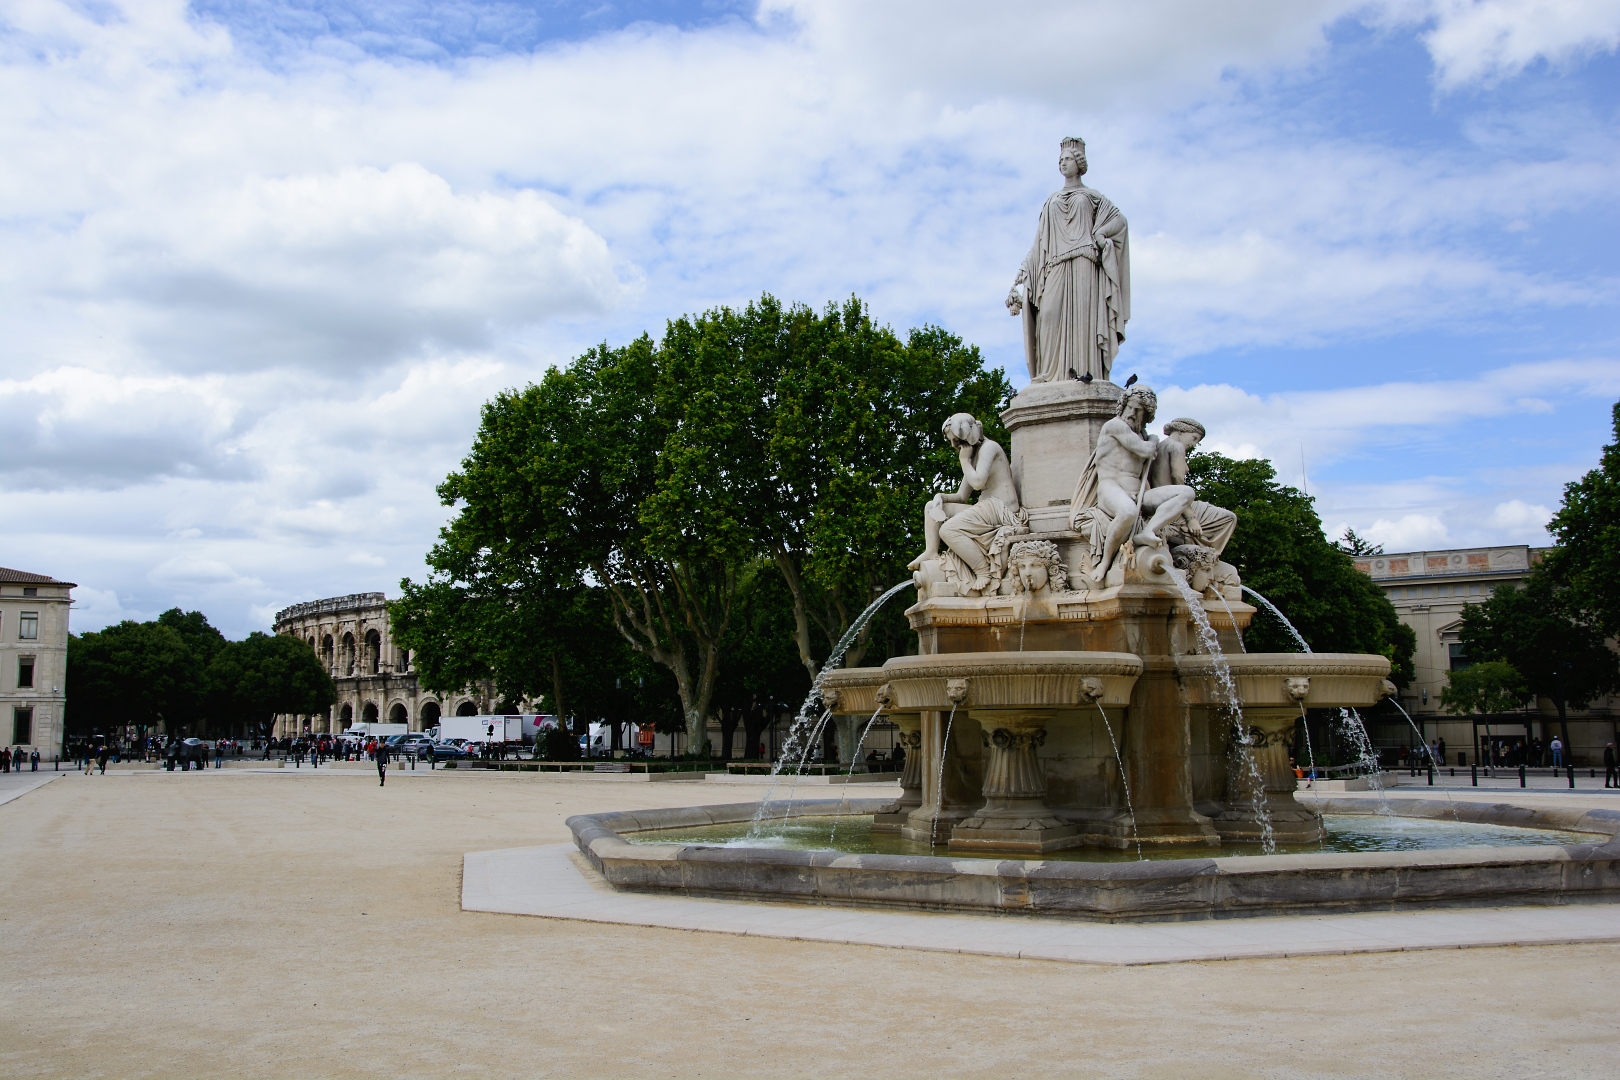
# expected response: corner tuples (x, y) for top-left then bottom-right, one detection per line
(756, 298), (1012, 677)
(66, 621), (194, 744)
(1455, 570), (1619, 749)
(1186, 450), (1416, 681)
(206, 633), (336, 739)
(404, 294), (1007, 755)
(1545, 400), (1620, 636)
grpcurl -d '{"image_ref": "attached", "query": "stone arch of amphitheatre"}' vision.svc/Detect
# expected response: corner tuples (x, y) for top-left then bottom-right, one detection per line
(271, 593), (496, 738)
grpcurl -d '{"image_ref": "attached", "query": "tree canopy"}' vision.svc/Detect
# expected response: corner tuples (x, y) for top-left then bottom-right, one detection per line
(67, 610), (333, 741)
(1455, 570), (1619, 720)
(206, 632), (337, 738)
(1440, 660), (1532, 717)
(66, 619), (194, 740)
(396, 294), (1010, 753)
(1545, 400), (1620, 637)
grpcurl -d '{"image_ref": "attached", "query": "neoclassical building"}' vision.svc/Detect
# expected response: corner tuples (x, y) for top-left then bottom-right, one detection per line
(2, 567), (74, 755)
(1355, 544), (1617, 764)
(271, 593), (494, 738)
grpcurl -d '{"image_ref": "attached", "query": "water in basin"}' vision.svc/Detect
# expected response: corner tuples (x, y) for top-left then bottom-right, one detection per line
(628, 814), (1604, 861)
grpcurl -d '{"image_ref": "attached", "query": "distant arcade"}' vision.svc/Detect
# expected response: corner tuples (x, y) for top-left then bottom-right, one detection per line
(271, 592), (493, 738)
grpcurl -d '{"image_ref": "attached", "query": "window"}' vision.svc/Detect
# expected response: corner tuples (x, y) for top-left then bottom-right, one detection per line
(22, 587), (36, 597)
(17, 657), (33, 689)
(12, 708), (32, 745)
(18, 613), (37, 640)
(1448, 643), (1471, 672)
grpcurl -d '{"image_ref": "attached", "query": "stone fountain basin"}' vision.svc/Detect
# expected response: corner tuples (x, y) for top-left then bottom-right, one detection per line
(880, 651), (1142, 710)
(1171, 652), (1392, 708)
(568, 798), (1620, 923)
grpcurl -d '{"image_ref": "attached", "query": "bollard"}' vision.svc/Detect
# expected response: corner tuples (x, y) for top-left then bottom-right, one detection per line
(1427, 764), (1435, 786)
(1471, 764), (1478, 787)
(1569, 765), (1576, 789)
(1519, 764), (1527, 788)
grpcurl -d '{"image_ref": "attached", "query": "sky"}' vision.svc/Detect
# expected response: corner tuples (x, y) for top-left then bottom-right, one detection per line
(3, 0), (1619, 638)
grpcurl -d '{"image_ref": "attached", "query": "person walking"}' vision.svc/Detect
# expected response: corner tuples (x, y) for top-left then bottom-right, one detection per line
(377, 741), (388, 787)
(97, 745), (110, 774)
(30, 748), (39, 771)
(1605, 743), (1617, 789)
(1551, 736), (1565, 768)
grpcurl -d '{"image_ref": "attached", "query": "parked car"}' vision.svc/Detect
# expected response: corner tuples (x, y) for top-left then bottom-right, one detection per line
(428, 742), (473, 760)
(387, 733), (436, 755)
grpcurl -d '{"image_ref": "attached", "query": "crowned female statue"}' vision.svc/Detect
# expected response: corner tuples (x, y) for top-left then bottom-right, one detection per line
(1006, 137), (1130, 384)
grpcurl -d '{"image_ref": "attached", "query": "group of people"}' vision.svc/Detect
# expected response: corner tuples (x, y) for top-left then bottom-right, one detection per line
(1476, 737), (1567, 769)
(0, 746), (39, 772)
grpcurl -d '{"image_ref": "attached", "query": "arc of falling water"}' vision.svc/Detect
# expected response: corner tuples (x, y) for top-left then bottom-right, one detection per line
(1092, 701), (1143, 860)
(829, 707), (885, 843)
(1175, 575), (1275, 853)
(1385, 696), (1463, 826)
(1296, 701), (1326, 849)
(929, 702), (960, 850)
(1243, 585), (1395, 820)
(749, 580), (913, 837)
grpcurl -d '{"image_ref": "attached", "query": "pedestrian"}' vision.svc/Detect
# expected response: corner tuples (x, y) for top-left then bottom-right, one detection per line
(97, 745), (109, 774)
(30, 748), (38, 771)
(1551, 736), (1565, 768)
(1605, 743), (1617, 789)
(215, 743), (224, 769)
(1437, 737), (1446, 765)
(377, 741), (388, 787)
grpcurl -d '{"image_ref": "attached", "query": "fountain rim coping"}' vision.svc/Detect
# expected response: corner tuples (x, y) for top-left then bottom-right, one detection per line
(814, 651), (1389, 686)
(569, 797), (1620, 883)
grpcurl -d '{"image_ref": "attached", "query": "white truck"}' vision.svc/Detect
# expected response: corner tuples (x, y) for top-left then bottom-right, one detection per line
(437, 714), (557, 746)
(342, 722), (408, 739)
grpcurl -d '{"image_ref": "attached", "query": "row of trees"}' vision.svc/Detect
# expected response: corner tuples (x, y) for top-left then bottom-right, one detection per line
(66, 610), (335, 744)
(1442, 401), (1620, 737)
(395, 294), (1417, 753)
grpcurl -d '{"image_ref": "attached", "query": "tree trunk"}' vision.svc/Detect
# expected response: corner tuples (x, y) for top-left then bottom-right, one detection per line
(717, 708), (738, 762)
(743, 707), (772, 762)
(771, 548), (821, 681)
(549, 654), (568, 731)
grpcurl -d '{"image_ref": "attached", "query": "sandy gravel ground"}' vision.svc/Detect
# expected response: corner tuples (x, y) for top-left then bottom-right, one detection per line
(2, 769), (1617, 1079)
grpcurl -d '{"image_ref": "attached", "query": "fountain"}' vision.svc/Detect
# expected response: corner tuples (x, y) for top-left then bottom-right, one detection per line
(559, 138), (1620, 922)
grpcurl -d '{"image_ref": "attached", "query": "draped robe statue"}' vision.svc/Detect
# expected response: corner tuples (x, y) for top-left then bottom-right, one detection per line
(1007, 137), (1131, 384)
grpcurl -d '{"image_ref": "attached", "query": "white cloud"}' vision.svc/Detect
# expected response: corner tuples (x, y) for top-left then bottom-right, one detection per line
(1420, 0), (1620, 89)
(1164, 357), (1620, 477)
(3, 1), (1618, 635)
(1364, 513), (1453, 549)
(68, 586), (142, 633)
(1490, 497), (1552, 530)
(63, 163), (620, 374)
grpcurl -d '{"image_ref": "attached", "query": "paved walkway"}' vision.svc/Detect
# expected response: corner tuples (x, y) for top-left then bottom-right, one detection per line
(0, 769), (60, 806)
(464, 841), (1620, 966)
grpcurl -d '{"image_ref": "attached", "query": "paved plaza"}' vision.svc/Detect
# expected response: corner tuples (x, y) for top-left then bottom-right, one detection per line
(3, 770), (1619, 1079)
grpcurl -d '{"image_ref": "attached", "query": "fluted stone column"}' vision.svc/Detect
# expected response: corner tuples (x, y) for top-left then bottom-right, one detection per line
(1213, 704), (1323, 845)
(873, 713), (922, 832)
(948, 712), (1079, 854)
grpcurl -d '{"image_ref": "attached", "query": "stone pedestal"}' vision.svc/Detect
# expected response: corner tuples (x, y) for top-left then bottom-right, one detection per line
(901, 708), (983, 846)
(1123, 665), (1222, 846)
(1000, 379), (1122, 534)
(1212, 706), (1323, 845)
(873, 713), (923, 833)
(949, 712), (1080, 853)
